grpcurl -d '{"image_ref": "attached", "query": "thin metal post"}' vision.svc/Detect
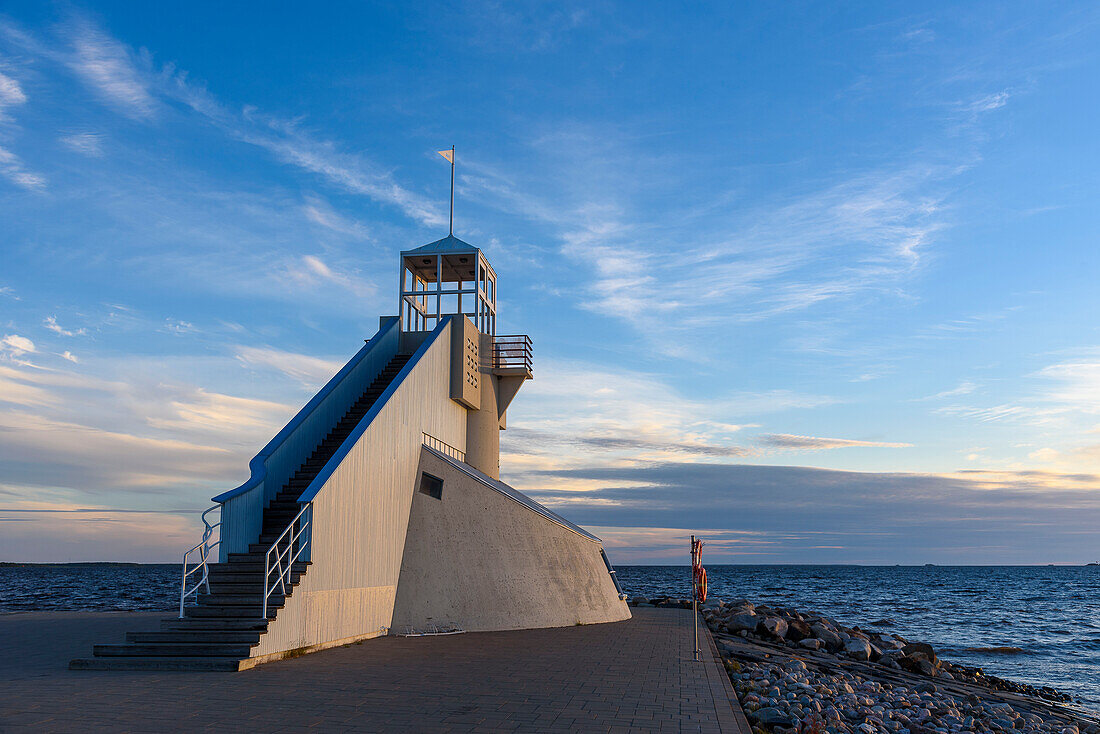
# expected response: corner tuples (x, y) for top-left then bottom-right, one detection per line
(449, 145), (455, 236)
(692, 535), (700, 662)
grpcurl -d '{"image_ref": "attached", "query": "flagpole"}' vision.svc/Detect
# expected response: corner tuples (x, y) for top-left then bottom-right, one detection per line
(449, 145), (455, 236)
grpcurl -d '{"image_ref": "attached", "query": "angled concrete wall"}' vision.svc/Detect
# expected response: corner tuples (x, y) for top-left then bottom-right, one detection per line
(390, 448), (631, 633)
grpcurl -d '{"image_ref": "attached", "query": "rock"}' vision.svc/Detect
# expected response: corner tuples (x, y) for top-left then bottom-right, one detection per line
(915, 682), (936, 694)
(785, 619), (812, 641)
(725, 612), (759, 632)
(842, 638), (872, 661)
(750, 707), (798, 728)
(758, 616), (789, 639)
(811, 623), (844, 652)
(902, 642), (938, 664)
(799, 638), (824, 650)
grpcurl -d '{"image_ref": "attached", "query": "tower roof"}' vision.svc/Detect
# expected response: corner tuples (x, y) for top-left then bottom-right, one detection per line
(400, 234), (479, 257)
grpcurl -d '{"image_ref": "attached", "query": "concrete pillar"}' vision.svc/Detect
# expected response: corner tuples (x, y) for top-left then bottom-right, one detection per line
(465, 334), (500, 479)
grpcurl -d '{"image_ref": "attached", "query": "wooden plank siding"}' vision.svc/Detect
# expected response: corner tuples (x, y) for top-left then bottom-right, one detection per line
(218, 318), (402, 560)
(253, 318), (467, 656)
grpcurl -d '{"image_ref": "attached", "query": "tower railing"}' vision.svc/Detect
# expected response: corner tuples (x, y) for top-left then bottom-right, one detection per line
(492, 335), (532, 373)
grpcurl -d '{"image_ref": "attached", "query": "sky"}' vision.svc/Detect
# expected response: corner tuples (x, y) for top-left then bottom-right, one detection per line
(1, 2), (1099, 564)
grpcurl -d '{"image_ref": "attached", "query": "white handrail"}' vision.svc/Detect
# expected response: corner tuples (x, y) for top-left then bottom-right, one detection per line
(263, 503), (312, 619)
(179, 505), (222, 618)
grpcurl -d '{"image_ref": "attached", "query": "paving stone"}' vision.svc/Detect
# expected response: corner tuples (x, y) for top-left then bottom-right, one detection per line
(0, 607), (747, 732)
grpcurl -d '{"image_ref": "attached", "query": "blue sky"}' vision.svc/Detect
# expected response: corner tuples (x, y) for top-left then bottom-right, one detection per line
(1, 2), (1099, 563)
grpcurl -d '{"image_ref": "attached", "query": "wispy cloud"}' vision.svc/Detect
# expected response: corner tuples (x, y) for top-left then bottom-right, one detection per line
(921, 381), (976, 400)
(59, 131), (105, 157)
(44, 315), (85, 336)
(235, 346), (343, 387)
(757, 433), (913, 450)
(65, 17), (158, 119)
(1, 334), (36, 358)
(302, 195), (369, 237)
(286, 255), (375, 297)
(0, 144), (46, 190)
(0, 70), (27, 112)
(528, 462), (1100, 564)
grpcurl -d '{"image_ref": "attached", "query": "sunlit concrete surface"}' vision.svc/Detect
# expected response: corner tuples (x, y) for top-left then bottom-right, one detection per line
(1, 607), (747, 733)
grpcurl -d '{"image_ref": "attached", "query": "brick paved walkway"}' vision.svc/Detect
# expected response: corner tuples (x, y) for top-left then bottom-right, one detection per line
(0, 607), (748, 733)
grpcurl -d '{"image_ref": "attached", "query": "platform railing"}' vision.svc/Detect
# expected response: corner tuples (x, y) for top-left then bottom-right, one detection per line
(263, 502), (313, 620)
(493, 334), (532, 373)
(423, 432), (466, 462)
(179, 505), (222, 618)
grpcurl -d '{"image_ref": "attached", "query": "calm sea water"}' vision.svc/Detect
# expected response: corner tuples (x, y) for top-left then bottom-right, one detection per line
(617, 565), (1100, 710)
(1, 563), (1097, 708)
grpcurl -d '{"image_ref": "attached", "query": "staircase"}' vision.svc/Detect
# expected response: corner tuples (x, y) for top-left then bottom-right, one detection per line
(70, 353), (412, 672)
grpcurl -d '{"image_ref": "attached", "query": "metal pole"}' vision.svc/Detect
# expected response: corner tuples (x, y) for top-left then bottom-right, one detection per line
(692, 535), (700, 661)
(449, 145), (455, 236)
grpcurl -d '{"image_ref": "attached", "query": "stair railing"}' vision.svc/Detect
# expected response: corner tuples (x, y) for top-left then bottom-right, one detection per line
(179, 505), (222, 618)
(263, 502), (313, 619)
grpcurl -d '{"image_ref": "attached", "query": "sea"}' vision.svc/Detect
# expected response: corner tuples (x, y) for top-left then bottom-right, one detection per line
(2, 563), (1097, 709)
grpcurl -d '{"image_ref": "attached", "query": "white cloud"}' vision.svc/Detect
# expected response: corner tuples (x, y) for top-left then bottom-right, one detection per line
(758, 433), (913, 450)
(284, 254), (374, 297)
(968, 91), (1010, 113)
(0, 70), (27, 110)
(59, 132), (105, 157)
(235, 346), (343, 387)
(60, 350), (79, 363)
(44, 315), (85, 336)
(302, 195), (369, 237)
(0, 145), (46, 190)
(1, 334), (36, 357)
(66, 19), (158, 119)
(921, 381), (976, 400)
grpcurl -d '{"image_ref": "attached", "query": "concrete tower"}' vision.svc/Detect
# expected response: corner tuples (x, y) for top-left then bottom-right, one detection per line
(72, 234), (630, 672)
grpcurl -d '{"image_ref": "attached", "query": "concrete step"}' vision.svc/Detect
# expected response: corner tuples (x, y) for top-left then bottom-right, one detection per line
(208, 580), (296, 593)
(69, 656), (244, 672)
(93, 643), (254, 658)
(197, 593), (284, 606)
(161, 617), (269, 631)
(209, 563), (307, 576)
(185, 605), (275, 619)
(128, 630), (262, 644)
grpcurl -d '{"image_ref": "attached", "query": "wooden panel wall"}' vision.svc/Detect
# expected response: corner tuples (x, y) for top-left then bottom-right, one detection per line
(254, 320), (467, 656)
(218, 320), (400, 560)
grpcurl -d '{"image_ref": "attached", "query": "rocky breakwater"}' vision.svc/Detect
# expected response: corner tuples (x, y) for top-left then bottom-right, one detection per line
(629, 596), (1098, 734)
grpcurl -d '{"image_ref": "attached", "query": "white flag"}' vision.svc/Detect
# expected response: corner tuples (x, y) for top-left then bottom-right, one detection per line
(438, 149), (453, 163)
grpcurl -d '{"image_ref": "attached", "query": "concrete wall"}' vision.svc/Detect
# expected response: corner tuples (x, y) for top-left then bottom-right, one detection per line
(390, 448), (631, 633)
(465, 333), (501, 479)
(253, 319), (468, 657)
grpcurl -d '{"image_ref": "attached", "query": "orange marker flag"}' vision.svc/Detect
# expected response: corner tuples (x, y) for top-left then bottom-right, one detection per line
(438, 149), (454, 163)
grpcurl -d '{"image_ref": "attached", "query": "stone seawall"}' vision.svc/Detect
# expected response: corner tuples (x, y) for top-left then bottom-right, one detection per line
(630, 595), (1100, 734)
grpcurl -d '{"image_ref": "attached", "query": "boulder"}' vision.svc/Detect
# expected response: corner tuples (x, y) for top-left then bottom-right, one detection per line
(810, 624), (844, 652)
(785, 619), (812, 642)
(902, 642), (938, 664)
(757, 616), (789, 640)
(750, 707), (799, 728)
(725, 612), (759, 633)
(842, 638), (872, 661)
(799, 638), (824, 650)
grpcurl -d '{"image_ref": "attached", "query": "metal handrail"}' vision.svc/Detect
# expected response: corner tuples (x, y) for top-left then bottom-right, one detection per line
(492, 334), (532, 372)
(423, 433), (465, 462)
(263, 502), (312, 619)
(179, 505), (222, 618)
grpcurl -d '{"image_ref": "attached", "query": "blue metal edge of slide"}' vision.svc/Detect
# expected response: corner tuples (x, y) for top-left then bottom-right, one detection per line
(211, 317), (401, 504)
(295, 316), (453, 506)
